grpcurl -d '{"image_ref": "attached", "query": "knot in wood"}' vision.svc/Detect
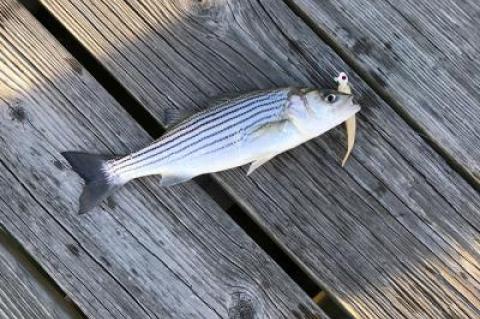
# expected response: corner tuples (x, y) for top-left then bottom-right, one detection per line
(178, 0), (226, 19)
(228, 290), (258, 319)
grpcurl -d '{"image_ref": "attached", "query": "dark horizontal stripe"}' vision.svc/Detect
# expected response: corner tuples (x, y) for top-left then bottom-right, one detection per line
(114, 89), (288, 167)
(167, 113), (279, 163)
(113, 96), (282, 172)
(134, 91), (283, 158)
(182, 114), (278, 160)
(116, 106), (281, 176)
(162, 90), (281, 134)
(141, 113), (276, 172)
(113, 95), (286, 173)
(116, 106), (280, 175)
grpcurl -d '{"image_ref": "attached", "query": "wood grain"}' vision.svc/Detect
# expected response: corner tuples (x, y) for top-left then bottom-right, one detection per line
(0, 1), (328, 318)
(287, 0), (480, 185)
(0, 228), (82, 319)
(36, 0), (480, 318)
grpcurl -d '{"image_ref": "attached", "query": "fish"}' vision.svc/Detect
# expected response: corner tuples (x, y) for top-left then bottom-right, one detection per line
(62, 87), (361, 214)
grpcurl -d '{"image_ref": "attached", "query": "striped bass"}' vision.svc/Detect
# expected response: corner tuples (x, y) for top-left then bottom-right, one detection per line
(62, 87), (360, 214)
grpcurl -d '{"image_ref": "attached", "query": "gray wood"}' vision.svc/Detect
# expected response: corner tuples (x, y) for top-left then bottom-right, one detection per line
(0, 228), (82, 319)
(0, 1), (328, 318)
(36, 0), (480, 318)
(287, 0), (480, 185)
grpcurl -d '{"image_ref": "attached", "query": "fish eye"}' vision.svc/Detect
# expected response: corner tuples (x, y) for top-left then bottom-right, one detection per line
(325, 94), (336, 103)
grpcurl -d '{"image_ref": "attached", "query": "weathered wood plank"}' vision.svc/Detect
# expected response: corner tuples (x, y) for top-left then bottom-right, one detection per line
(0, 1), (328, 318)
(37, 0), (480, 318)
(287, 0), (480, 185)
(0, 228), (83, 319)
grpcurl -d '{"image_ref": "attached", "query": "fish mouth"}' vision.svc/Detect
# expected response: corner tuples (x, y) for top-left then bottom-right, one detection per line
(350, 95), (359, 105)
(345, 96), (361, 113)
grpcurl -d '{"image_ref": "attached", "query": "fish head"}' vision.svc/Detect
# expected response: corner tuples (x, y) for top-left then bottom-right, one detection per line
(290, 89), (360, 137)
(304, 88), (357, 115)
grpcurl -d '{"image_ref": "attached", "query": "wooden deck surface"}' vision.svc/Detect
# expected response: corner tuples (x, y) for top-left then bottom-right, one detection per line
(0, 0), (479, 318)
(0, 228), (82, 319)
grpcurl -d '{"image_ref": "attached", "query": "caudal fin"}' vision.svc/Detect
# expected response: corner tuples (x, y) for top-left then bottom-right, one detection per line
(61, 152), (123, 214)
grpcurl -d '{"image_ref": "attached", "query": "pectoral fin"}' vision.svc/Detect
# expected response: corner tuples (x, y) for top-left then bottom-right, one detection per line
(160, 174), (194, 187)
(341, 115), (356, 167)
(247, 155), (276, 175)
(251, 120), (289, 138)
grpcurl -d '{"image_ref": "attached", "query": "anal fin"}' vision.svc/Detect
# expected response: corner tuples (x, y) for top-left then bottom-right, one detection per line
(247, 155), (276, 176)
(251, 120), (289, 139)
(160, 174), (194, 187)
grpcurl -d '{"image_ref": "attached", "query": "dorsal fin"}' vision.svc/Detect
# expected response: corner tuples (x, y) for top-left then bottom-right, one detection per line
(162, 108), (196, 129)
(210, 92), (244, 105)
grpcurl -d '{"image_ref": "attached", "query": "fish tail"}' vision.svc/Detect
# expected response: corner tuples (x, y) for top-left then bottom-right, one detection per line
(61, 152), (125, 214)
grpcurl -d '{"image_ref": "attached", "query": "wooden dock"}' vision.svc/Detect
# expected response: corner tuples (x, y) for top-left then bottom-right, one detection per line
(0, 0), (479, 318)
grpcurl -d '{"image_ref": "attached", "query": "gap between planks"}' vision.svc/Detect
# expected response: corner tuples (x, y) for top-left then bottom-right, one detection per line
(282, 0), (480, 192)
(17, 0), (352, 318)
